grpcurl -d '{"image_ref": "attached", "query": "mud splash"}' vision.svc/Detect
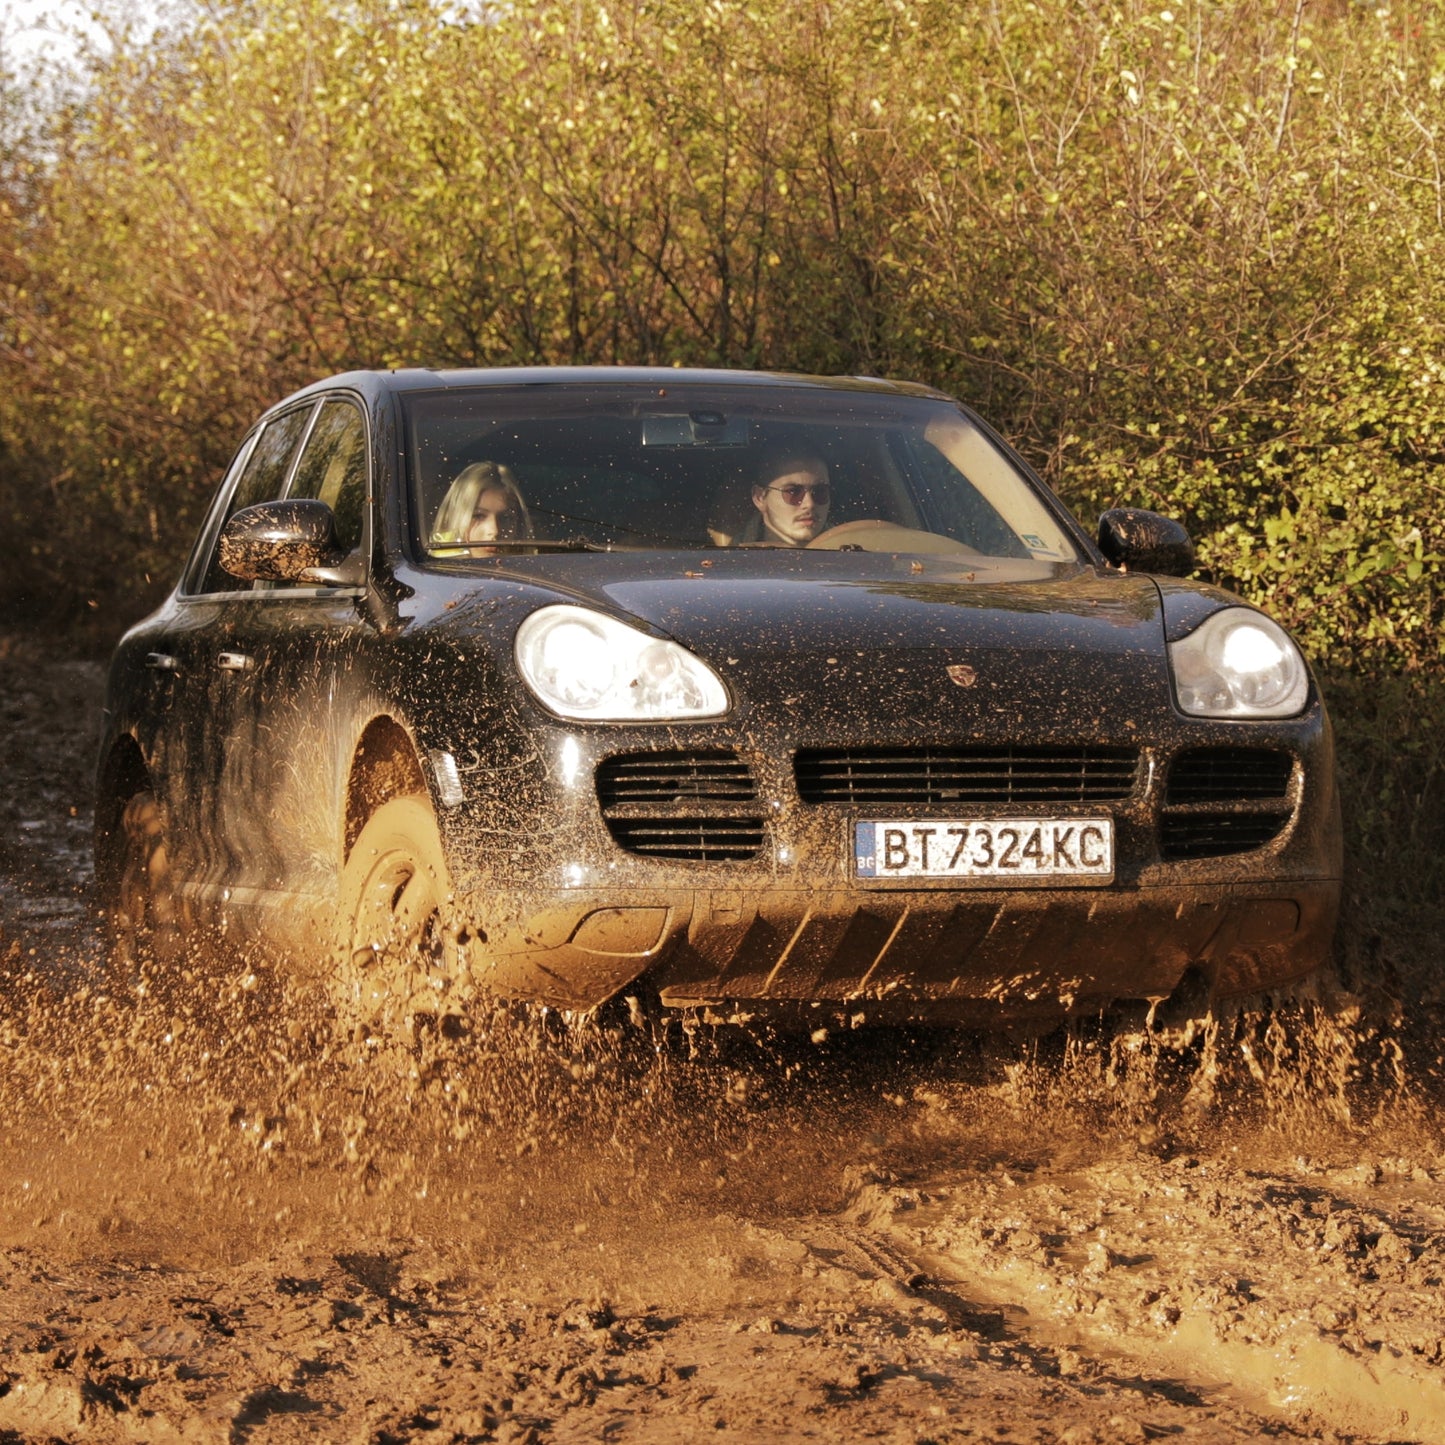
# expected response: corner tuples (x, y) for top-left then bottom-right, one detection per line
(997, 978), (1414, 1134)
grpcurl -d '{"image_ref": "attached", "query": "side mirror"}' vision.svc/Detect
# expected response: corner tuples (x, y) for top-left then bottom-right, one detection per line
(220, 500), (360, 584)
(1097, 508), (1195, 577)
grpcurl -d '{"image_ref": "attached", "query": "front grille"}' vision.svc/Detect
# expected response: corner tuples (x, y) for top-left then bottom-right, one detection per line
(1166, 747), (1293, 804)
(795, 745), (1139, 806)
(597, 750), (763, 862)
(1160, 747), (1294, 860)
(1161, 813), (1291, 860)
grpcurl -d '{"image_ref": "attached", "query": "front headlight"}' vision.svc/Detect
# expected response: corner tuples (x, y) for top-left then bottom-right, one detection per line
(1168, 607), (1309, 719)
(514, 604), (729, 721)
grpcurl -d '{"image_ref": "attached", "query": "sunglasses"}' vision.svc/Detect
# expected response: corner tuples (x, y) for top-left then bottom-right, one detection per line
(767, 483), (831, 506)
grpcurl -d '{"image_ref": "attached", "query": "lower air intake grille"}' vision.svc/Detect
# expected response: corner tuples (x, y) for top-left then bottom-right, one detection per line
(598, 751), (763, 862)
(1166, 747), (1293, 803)
(1160, 813), (1291, 860)
(1161, 747), (1294, 860)
(795, 745), (1139, 805)
(597, 750), (757, 806)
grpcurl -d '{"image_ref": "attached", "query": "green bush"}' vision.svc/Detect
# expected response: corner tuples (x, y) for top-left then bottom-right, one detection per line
(1326, 670), (1445, 1000)
(2, 0), (1442, 669)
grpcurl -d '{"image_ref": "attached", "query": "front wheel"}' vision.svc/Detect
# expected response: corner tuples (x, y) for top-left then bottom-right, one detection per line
(333, 794), (459, 1042)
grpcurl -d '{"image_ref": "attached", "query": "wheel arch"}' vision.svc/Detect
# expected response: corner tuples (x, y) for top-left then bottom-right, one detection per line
(344, 715), (430, 860)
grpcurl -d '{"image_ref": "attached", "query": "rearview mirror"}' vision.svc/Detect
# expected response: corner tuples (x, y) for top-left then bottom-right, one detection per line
(1097, 508), (1195, 577)
(640, 412), (749, 446)
(219, 500), (358, 584)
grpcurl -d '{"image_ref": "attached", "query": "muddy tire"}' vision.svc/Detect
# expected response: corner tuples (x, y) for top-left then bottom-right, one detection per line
(333, 794), (459, 1043)
(108, 789), (179, 986)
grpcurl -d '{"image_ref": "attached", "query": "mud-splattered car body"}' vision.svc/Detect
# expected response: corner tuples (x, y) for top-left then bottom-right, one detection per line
(95, 368), (1341, 1029)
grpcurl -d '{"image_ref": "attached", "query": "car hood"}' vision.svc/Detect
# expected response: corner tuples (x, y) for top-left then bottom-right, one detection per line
(446, 551), (1178, 743)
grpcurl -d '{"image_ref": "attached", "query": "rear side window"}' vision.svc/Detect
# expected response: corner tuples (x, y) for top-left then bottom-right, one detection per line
(287, 398), (368, 557)
(195, 405), (313, 594)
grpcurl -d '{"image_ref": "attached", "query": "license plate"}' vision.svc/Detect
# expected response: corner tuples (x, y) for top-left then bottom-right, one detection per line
(854, 818), (1114, 882)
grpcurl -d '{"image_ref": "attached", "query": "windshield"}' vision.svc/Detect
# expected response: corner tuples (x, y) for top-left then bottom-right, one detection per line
(405, 384), (1078, 562)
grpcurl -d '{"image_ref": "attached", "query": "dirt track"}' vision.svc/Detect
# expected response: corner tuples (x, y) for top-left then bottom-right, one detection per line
(2, 639), (1443, 1444)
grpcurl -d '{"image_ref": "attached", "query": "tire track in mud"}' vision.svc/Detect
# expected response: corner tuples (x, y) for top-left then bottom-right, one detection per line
(3, 641), (1444, 1443)
(825, 1146), (1445, 1442)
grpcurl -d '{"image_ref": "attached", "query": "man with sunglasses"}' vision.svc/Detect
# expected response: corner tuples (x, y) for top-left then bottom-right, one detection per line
(750, 451), (832, 546)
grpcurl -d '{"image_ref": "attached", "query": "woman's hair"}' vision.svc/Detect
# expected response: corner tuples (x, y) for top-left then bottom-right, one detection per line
(431, 460), (532, 545)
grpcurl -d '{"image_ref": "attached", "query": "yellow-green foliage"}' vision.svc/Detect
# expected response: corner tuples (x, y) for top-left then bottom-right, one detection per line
(2, 0), (1443, 670)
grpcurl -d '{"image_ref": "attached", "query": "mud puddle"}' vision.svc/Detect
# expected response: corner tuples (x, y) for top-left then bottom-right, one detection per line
(3, 639), (1444, 1443)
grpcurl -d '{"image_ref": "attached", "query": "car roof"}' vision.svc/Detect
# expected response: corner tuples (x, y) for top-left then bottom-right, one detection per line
(267, 365), (956, 417)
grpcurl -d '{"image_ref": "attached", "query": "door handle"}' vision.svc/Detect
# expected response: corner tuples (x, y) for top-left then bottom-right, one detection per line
(217, 652), (254, 672)
(145, 652), (180, 672)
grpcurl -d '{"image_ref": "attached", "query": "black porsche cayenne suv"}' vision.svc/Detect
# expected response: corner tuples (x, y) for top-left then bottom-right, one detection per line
(95, 368), (1341, 1036)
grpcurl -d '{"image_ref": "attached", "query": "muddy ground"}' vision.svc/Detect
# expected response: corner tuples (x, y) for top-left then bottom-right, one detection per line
(2, 637), (1443, 1444)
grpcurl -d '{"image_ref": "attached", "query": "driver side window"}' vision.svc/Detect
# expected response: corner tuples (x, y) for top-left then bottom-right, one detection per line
(195, 405), (313, 594)
(287, 398), (368, 557)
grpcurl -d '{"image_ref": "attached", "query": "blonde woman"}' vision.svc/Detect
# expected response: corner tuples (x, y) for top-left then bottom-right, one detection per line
(431, 460), (532, 552)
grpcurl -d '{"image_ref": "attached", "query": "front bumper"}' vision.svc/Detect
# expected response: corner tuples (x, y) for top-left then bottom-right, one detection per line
(453, 875), (1338, 1023)
(433, 700), (1342, 1024)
